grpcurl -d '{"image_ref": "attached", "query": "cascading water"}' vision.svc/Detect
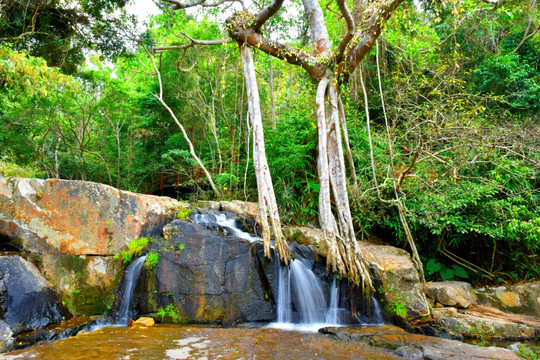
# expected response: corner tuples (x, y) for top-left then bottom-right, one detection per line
(192, 211), (259, 242)
(269, 258), (343, 332)
(276, 263), (291, 323)
(369, 295), (385, 325)
(326, 279), (339, 324)
(192, 210), (379, 332)
(115, 255), (147, 325)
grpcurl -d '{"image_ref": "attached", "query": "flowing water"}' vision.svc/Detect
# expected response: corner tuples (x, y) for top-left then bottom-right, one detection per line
(194, 210), (384, 332)
(268, 259), (345, 332)
(326, 279), (339, 324)
(115, 255), (147, 325)
(192, 211), (260, 242)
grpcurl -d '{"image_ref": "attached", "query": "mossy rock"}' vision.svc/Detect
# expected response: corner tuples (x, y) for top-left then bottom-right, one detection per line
(36, 254), (123, 316)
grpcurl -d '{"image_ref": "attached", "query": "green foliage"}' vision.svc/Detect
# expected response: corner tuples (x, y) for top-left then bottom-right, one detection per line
(157, 303), (180, 323)
(517, 344), (540, 360)
(0, 157), (40, 178)
(215, 172), (239, 194)
(174, 242), (185, 252)
(384, 297), (408, 319)
(0, 0), (136, 73)
(145, 252), (160, 270)
(426, 259), (469, 281)
(115, 237), (153, 265)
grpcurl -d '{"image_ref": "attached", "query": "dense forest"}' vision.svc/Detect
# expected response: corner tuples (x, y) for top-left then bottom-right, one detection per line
(1, 0), (538, 284)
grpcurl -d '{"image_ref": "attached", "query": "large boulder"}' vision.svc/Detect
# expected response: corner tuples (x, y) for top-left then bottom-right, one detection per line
(361, 243), (429, 320)
(474, 282), (540, 316)
(0, 177), (185, 255)
(321, 325), (520, 359)
(0, 256), (70, 335)
(136, 220), (274, 323)
(426, 281), (478, 309)
(38, 254), (122, 316)
(431, 306), (540, 341)
(194, 200), (259, 221)
(282, 226), (328, 257)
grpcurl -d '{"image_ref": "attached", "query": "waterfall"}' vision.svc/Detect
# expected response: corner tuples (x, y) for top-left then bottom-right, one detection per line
(270, 259), (342, 332)
(290, 260), (328, 324)
(192, 211), (259, 242)
(192, 209), (377, 332)
(326, 279), (339, 324)
(370, 295), (385, 325)
(116, 255), (147, 325)
(276, 262), (291, 323)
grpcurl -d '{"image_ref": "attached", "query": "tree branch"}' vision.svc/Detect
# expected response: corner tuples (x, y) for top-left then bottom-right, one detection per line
(334, 0), (356, 65)
(228, 25), (325, 79)
(340, 0), (405, 83)
(513, 0), (539, 53)
(253, 0), (285, 31)
(153, 30), (228, 53)
(160, 0), (244, 10)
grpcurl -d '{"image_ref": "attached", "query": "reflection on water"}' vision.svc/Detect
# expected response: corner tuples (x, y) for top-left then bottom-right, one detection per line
(0, 324), (399, 360)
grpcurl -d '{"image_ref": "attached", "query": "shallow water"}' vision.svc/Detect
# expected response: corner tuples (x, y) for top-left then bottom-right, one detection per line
(0, 324), (399, 360)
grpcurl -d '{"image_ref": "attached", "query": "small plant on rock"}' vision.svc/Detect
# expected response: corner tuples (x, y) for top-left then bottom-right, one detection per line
(157, 303), (180, 323)
(145, 252), (159, 270)
(115, 237), (153, 265)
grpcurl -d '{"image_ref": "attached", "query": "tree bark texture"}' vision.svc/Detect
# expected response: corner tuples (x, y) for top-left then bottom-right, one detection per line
(240, 44), (291, 263)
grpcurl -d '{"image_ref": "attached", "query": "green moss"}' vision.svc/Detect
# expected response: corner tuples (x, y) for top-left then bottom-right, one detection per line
(62, 285), (107, 315)
(288, 230), (303, 245)
(177, 208), (193, 219)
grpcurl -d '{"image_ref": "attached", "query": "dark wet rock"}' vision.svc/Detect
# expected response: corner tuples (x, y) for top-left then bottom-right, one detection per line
(323, 325), (520, 359)
(13, 316), (94, 349)
(0, 177), (183, 255)
(426, 281), (477, 309)
(137, 220), (274, 323)
(475, 282), (540, 316)
(0, 256), (70, 335)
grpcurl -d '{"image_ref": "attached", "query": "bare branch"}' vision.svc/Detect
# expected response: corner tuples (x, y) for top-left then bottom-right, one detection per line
(0, 31), (59, 42)
(513, 0), (539, 53)
(154, 39), (228, 52)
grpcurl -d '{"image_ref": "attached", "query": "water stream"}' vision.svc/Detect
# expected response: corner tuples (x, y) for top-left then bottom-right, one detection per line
(192, 210), (385, 332)
(115, 255), (147, 325)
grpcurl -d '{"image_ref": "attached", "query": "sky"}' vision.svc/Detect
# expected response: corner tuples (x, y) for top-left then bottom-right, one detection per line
(126, 0), (162, 25)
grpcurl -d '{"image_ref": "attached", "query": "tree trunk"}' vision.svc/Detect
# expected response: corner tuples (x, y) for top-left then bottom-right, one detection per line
(316, 75), (372, 290)
(240, 44), (291, 263)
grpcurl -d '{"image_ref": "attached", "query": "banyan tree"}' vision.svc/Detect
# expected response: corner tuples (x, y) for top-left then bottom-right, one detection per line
(155, 0), (407, 291)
